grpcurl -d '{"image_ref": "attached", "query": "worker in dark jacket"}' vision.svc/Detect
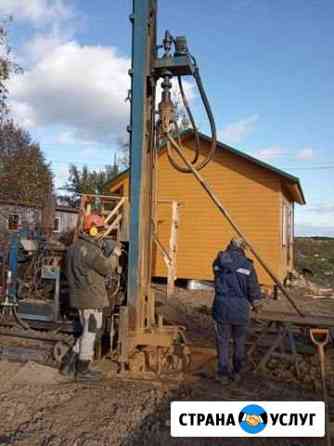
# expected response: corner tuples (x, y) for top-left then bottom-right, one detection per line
(61, 214), (121, 382)
(212, 238), (263, 384)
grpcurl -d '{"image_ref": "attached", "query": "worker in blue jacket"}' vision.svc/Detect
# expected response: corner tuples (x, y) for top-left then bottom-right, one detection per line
(212, 238), (263, 384)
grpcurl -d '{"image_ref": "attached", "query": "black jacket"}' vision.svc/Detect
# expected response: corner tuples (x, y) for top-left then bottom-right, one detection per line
(212, 247), (261, 324)
(66, 234), (117, 309)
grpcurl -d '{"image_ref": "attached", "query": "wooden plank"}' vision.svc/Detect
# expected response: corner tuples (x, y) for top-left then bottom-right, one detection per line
(98, 213), (122, 240)
(167, 201), (179, 297)
(254, 310), (334, 328)
(104, 198), (125, 225)
(153, 233), (171, 265)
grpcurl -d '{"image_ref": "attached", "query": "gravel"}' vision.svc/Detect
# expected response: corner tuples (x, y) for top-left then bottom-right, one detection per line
(0, 286), (331, 446)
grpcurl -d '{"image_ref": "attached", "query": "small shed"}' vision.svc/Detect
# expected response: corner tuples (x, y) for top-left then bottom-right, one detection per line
(106, 131), (305, 289)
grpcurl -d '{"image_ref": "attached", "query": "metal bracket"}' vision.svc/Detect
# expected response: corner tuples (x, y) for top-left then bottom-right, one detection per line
(154, 55), (195, 77)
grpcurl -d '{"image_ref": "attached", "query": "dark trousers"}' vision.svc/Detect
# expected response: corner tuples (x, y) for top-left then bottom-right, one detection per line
(214, 322), (248, 376)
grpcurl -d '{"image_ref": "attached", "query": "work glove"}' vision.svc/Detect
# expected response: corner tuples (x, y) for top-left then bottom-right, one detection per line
(102, 240), (122, 258)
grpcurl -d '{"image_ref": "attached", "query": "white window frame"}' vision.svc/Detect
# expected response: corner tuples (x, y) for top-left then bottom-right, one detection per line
(282, 201), (293, 248)
(290, 203), (294, 244)
(53, 217), (61, 233)
(8, 214), (20, 231)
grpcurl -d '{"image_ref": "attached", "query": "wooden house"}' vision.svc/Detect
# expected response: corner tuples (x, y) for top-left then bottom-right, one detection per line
(105, 131), (305, 289)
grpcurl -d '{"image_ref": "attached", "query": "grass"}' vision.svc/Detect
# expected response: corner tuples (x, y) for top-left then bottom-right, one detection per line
(295, 237), (334, 288)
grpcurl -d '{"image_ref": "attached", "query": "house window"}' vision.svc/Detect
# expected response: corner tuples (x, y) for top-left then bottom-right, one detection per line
(8, 214), (20, 231)
(282, 202), (293, 247)
(54, 217), (61, 233)
(290, 204), (294, 244)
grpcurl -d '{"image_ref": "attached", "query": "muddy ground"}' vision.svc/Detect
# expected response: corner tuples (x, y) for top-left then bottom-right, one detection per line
(0, 286), (333, 446)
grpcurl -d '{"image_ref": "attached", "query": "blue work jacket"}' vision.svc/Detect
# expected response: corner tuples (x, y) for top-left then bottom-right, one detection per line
(212, 247), (261, 325)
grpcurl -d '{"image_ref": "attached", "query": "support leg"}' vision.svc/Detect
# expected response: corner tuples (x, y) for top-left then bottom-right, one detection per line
(256, 325), (287, 373)
(248, 321), (273, 360)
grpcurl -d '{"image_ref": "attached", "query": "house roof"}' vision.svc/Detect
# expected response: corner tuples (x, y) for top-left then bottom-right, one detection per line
(0, 200), (79, 213)
(106, 130), (306, 205)
(0, 199), (42, 209)
(55, 205), (79, 214)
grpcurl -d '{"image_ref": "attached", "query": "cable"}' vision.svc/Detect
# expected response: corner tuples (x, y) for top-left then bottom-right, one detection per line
(166, 61), (217, 173)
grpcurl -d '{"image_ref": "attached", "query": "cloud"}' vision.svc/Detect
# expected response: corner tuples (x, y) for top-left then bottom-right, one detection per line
(0, 0), (72, 26)
(8, 36), (195, 145)
(295, 205), (334, 237)
(254, 146), (286, 161)
(221, 114), (258, 145)
(52, 163), (69, 189)
(56, 129), (101, 146)
(296, 147), (314, 160)
(8, 41), (131, 143)
(295, 224), (334, 237)
(251, 145), (315, 162)
(22, 34), (67, 64)
(306, 204), (334, 214)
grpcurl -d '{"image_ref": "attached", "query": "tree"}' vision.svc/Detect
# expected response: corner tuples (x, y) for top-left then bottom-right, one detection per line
(0, 121), (54, 206)
(0, 18), (21, 122)
(60, 162), (120, 207)
(115, 135), (130, 169)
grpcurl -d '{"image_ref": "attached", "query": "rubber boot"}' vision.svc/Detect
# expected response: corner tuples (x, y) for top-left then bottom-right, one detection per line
(59, 350), (78, 378)
(75, 360), (103, 382)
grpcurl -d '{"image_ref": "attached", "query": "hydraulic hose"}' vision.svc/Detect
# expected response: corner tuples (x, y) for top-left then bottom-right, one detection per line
(166, 65), (217, 173)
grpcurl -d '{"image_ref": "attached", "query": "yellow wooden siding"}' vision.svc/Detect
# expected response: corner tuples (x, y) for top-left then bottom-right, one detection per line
(108, 138), (291, 287)
(156, 141), (282, 286)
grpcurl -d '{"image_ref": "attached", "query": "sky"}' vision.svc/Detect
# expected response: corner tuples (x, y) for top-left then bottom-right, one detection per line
(1, 0), (333, 236)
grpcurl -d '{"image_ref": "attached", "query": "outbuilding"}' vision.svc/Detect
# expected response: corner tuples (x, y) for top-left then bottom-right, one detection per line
(106, 131), (305, 289)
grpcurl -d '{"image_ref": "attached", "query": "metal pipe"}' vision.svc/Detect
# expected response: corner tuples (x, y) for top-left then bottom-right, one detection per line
(166, 133), (305, 317)
(177, 76), (200, 166)
(78, 193), (126, 200)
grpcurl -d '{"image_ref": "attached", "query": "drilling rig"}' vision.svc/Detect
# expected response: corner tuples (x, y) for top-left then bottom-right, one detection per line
(112, 0), (217, 377)
(0, 0), (217, 378)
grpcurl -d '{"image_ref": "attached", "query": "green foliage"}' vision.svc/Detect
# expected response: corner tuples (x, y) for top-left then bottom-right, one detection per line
(0, 18), (22, 121)
(0, 120), (54, 206)
(295, 237), (334, 288)
(60, 163), (120, 207)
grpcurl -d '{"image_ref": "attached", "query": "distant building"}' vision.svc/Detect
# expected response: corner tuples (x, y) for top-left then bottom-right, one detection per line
(0, 200), (78, 238)
(53, 205), (79, 235)
(0, 200), (42, 236)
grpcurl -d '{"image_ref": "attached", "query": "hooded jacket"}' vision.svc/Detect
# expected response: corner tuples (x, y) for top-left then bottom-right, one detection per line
(212, 247), (261, 324)
(66, 233), (117, 309)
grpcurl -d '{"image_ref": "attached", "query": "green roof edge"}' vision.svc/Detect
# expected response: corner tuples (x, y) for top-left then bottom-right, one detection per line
(105, 129), (306, 204)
